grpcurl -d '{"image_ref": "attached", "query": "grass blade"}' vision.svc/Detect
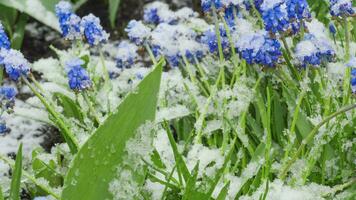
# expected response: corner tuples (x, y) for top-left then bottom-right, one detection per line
(61, 59), (164, 200)
(0, 185), (4, 200)
(9, 143), (22, 200)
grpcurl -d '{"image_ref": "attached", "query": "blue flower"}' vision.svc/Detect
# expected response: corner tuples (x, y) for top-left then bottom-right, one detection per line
(0, 49), (31, 81)
(115, 41), (138, 69)
(0, 118), (9, 135)
(55, 1), (82, 40)
(201, 0), (224, 13)
(125, 20), (151, 45)
(201, 25), (230, 54)
(261, 0), (290, 34)
(235, 31), (282, 67)
(66, 59), (92, 91)
(0, 86), (16, 112)
(143, 2), (177, 24)
(329, 22), (337, 35)
(81, 14), (109, 46)
(295, 34), (335, 67)
(286, 0), (311, 20)
(330, 0), (355, 17)
(0, 23), (10, 50)
(351, 67), (356, 93)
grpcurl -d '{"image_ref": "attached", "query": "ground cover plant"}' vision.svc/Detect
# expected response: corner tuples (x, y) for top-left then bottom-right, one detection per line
(0, 0), (355, 199)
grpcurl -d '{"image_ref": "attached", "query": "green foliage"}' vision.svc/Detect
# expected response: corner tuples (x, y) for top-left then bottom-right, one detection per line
(61, 59), (164, 200)
(9, 144), (22, 200)
(108, 0), (121, 28)
(0, 0), (60, 31)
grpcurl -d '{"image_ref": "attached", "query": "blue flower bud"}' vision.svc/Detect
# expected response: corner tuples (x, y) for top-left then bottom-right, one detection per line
(81, 14), (109, 46)
(0, 49), (31, 81)
(0, 22), (10, 50)
(66, 59), (92, 91)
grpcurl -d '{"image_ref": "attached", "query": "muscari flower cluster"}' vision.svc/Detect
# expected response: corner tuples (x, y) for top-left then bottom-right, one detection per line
(295, 34), (335, 67)
(0, 23), (10, 50)
(330, 0), (355, 17)
(259, 0), (311, 35)
(55, 1), (109, 46)
(66, 59), (92, 92)
(235, 31), (282, 67)
(0, 86), (17, 134)
(123, 3), (206, 68)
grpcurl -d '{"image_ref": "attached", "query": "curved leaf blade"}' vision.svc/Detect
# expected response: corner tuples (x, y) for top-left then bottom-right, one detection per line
(9, 144), (22, 200)
(61, 60), (164, 200)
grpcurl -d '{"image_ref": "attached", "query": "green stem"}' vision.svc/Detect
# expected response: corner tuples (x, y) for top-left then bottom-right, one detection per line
(82, 91), (101, 126)
(279, 103), (356, 180)
(22, 76), (79, 154)
(145, 43), (158, 65)
(100, 50), (112, 114)
(344, 18), (350, 61)
(212, 5), (224, 63)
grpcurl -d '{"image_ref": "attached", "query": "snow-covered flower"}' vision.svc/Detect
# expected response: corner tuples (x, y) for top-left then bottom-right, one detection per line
(143, 2), (177, 24)
(201, 0), (224, 13)
(235, 31), (282, 67)
(0, 22), (10, 50)
(201, 25), (230, 54)
(125, 20), (151, 45)
(0, 86), (17, 110)
(295, 34), (335, 66)
(66, 59), (92, 91)
(150, 23), (200, 67)
(330, 0), (355, 17)
(0, 49), (31, 81)
(55, 1), (82, 40)
(116, 41), (139, 69)
(0, 118), (9, 134)
(81, 14), (109, 46)
(286, 0), (311, 20)
(260, 0), (290, 34)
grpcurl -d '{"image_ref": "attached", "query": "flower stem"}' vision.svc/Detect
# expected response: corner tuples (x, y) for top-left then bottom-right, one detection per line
(344, 18), (350, 61)
(82, 91), (101, 126)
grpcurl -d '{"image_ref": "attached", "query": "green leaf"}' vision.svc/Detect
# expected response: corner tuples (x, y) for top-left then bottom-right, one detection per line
(61, 59), (164, 200)
(0, 4), (17, 33)
(9, 144), (22, 200)
(0, 185), (4, 200)
(108, 0), (120, 28)
(54, 93), (84, 123)
(11, 13), (28, 49)
(0, 0), (60, 31)
(216, 181), (230, 200)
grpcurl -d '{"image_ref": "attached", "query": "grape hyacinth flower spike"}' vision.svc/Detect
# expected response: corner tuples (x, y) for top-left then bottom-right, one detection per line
(0, 49), (31, 81)
(0, 86), (17, 111)
(55, 1), (82, 40)
(66, 58), (92, 91)
(260, 0), (290, 34)
(330, 0), (355, 18)
(0, 86), (17, 135)
(0, 22), (10, 50)
(81, 14), (109, 46)
(125, 20), (151, 45)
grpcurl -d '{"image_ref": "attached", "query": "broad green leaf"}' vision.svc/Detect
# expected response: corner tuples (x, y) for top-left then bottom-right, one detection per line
(54, 93), (84, 123)
(9, 144), (22, 200)
(0, 0), (60, 31)
(61, 60), (164, 200)
(108, 0), (120, 28)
